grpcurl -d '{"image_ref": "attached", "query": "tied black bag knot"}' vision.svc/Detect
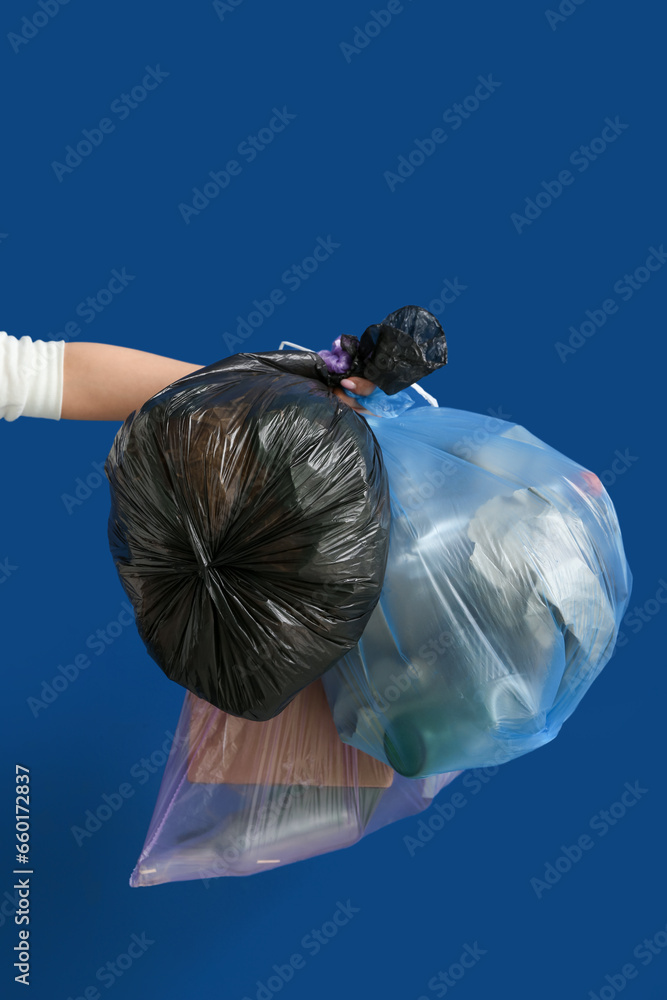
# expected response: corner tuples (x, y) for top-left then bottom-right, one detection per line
(317, 304), (447, 395)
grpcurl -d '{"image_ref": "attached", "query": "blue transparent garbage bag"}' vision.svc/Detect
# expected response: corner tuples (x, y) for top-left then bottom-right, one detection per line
(322, 385), (633, 777)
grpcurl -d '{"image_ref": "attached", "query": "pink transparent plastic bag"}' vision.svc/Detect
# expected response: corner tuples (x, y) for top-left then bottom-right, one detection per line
(130, 680), (459, 885)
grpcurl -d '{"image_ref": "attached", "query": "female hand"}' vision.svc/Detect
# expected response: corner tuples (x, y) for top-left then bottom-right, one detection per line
(332, 376), (377, 415)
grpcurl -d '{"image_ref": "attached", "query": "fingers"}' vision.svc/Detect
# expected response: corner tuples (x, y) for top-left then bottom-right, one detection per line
(332, 386), (372, 415)
(340, 376), (377, 396)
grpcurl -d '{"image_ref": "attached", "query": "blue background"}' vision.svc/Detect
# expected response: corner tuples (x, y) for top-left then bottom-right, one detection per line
(1, 1), (665, 998)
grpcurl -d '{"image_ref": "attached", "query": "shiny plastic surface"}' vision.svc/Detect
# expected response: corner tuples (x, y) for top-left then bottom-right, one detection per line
(130, 680), (459, 885)
(105, 350), (390, 720)
(323, 391), (633, 777)
(318, 304), (448, 394)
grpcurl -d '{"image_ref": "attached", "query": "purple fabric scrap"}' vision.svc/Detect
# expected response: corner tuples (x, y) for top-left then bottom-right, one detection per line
(317, 338), (353, 374)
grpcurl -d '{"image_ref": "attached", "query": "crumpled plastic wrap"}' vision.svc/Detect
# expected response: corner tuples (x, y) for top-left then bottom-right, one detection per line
(105, 349), (391, 720)
(322, 395), (633, 777)
(129, 679), (459, 885)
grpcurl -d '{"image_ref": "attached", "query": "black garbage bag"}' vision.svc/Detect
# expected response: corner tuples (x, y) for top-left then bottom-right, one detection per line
(105, 350), (391, 720)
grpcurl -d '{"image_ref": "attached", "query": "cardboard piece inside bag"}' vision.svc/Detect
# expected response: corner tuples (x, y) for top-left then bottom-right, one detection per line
(187, 679), (394, 788)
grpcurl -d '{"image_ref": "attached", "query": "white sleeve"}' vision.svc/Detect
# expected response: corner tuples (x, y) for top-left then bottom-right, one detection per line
(0, 331), (66, 422)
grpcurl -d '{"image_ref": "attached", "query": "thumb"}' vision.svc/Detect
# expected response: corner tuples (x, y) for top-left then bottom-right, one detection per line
(340, 376), (377, 395)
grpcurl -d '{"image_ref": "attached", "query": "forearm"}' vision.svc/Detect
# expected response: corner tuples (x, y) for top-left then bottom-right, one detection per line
(62, 343), (205, 421)
(62, 344), (375, 421)
(1, 332), (375, 423)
